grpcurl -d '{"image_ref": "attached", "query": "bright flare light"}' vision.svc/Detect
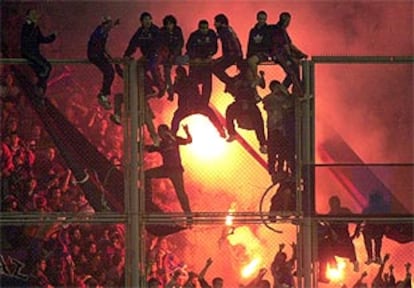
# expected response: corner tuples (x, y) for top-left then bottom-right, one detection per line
(326, 258), (346, 282)
(225, 202), (236, 226)
(241, 257), (262, 278)
(179, 114), (227, 161)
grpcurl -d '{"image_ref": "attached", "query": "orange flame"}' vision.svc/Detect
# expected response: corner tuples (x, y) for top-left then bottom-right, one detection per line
(241, 257), (262, 278)
(326, 257), (346, 282)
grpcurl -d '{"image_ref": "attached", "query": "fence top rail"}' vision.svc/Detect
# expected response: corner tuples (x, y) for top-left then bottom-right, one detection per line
(2, 56), (413, 65)
(311, 55), (414, 63)
(0, 57), (127, 64)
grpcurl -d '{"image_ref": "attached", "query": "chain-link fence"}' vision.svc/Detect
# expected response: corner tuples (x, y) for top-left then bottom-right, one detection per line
(1, 55), (413, 288)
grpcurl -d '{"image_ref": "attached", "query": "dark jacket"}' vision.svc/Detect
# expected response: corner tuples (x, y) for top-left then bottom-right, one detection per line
(173, 76), (202, 108)
(87, 24), (109, 58)
(124, 24), (160, 58)
(145, 136), (190, 171)
(216, 26), (242, 58)
(158, 26), (184, 57)
(246, 23), (272, 58)
(21, 20), (56, 57)
(270, 24), (291, 57)
(186, 29), (218, 59)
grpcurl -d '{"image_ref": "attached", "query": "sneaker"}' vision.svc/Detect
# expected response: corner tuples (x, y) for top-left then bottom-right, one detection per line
(98, 93), (112, 110)
(226, 134), (236, 142)
(110, 113), (122, 125)
(259, 144), (268, 154)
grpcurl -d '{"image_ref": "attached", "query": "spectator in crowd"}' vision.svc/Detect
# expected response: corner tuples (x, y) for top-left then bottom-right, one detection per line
(166, 268), (189, 288)
(396, 262), (411, 288)
(242, 268), (269, 288)
(271, 243), (296, 288)
(148, 277), (162, 288)
(351, 271), (368, 288)
(87, 16), (120, 110)
(29, 258), (54, 288)
(371, 253), (390, 288)
(184, 257), (213, 288)
(212, 277), (224, 288)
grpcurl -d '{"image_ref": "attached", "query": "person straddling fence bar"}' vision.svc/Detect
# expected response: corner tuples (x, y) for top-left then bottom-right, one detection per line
(270, 12), (307, 96)
(123, 12), (165, 98)
(186, 19), (218, 105)
(212, 14), (243, 88)
(157, 15), (185, 99)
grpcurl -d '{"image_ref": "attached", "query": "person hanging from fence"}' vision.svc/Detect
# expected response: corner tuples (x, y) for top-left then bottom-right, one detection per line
(169, 66), (226, 138)
(355, 190), (390, 266)
(269, 177), (296, 222)
(186, 19), (218, 106)
(20, 9), (57, 97)
(224, 60), (267, 154)
(270, 12), (307, 97)
(262, 80), (293, 183)
(144, 124), (193, 226)
(326, 195), (360, 273)
(87, 16), (120, 110)
(157, 14), (185, 99)
(246, 10), (272, 89)
(123, 12), (165, 98)
(212, 14), (243, 88)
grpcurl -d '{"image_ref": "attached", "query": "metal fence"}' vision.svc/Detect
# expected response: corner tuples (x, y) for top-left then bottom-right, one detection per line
(1, 57), (413, 287)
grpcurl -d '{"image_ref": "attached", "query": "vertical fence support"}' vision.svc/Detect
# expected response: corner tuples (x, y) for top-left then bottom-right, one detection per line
(301, 60), (314, 288)
(137, 61), (147, 287)
(125, 59), (139, 287)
